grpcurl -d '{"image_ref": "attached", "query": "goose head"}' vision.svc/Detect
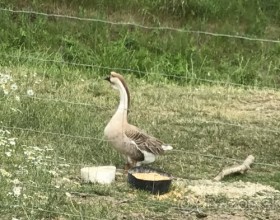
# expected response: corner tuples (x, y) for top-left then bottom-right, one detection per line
(104, 72), (130, 110)
(104, 72), (125, 90)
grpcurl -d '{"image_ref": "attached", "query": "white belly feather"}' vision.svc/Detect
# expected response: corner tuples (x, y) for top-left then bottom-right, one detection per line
(131, 141), (156, 165)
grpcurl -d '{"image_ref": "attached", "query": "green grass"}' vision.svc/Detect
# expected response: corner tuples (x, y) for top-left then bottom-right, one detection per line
(0, 0), (280, 87)
(1, 0), (280, 219)
(1, 64), (280, 219)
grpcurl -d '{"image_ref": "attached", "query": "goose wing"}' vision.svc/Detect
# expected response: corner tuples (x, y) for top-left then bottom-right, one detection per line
(125, 126), (164, 155)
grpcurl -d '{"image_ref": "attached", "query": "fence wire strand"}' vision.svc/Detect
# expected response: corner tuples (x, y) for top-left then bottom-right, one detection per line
(2, 95), (280, 134)
(1, 53), (279, 91)
(0, 125), (105, 141)
(1, 125), (279, 168)
(41, 152), (280, 168)
(1, 8), (280, 43)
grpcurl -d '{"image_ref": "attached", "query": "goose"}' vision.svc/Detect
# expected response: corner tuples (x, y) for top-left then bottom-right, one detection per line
(104, 72), (173, 169)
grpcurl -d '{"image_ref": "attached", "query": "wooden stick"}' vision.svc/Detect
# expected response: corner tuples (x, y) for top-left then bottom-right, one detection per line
(214, 155), (255, 181)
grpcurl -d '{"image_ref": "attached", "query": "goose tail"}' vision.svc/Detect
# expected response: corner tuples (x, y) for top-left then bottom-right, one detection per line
(162, 144), (173, 151)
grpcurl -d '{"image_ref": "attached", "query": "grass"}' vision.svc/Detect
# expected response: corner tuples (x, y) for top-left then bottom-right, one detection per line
(1, 64), (280, 219)
(0, 0), (280, 87)
(0, 0), (280, 219)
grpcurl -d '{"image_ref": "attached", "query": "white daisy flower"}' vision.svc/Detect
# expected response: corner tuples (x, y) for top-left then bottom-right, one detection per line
(27, 89), (34, 96)
(0, 168), (12, 177)
(12, 179), (21, 185)
(3, 89), (9, 95)
(11, 83), (18, 91)
(0, 78), (8, 84)
(3, 74), (12, 81)
(15, 95), (20, 101)
(8, 138), (16, 145)
(13, 186), (22, 197)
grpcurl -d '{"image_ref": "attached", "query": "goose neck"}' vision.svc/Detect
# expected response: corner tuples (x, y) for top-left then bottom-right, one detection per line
(116, 81), (130, 116)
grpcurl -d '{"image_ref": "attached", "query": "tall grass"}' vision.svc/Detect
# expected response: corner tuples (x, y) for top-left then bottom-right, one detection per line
(0, 0), (279, 87)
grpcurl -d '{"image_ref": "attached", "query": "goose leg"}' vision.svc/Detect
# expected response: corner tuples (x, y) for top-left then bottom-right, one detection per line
(124, 162), (131, 172)
(124, 159), (137, 172)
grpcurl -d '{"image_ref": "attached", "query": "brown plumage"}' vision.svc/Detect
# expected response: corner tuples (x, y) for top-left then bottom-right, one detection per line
(125, 126), (164, 155)
(104, 72), (173, 169)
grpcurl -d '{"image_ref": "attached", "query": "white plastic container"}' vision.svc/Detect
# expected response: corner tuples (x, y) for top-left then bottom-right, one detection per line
(80, 166), (116, 184)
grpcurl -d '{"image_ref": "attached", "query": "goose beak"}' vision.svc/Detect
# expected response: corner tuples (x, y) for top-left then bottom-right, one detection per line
(104, 76), (110, 82)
